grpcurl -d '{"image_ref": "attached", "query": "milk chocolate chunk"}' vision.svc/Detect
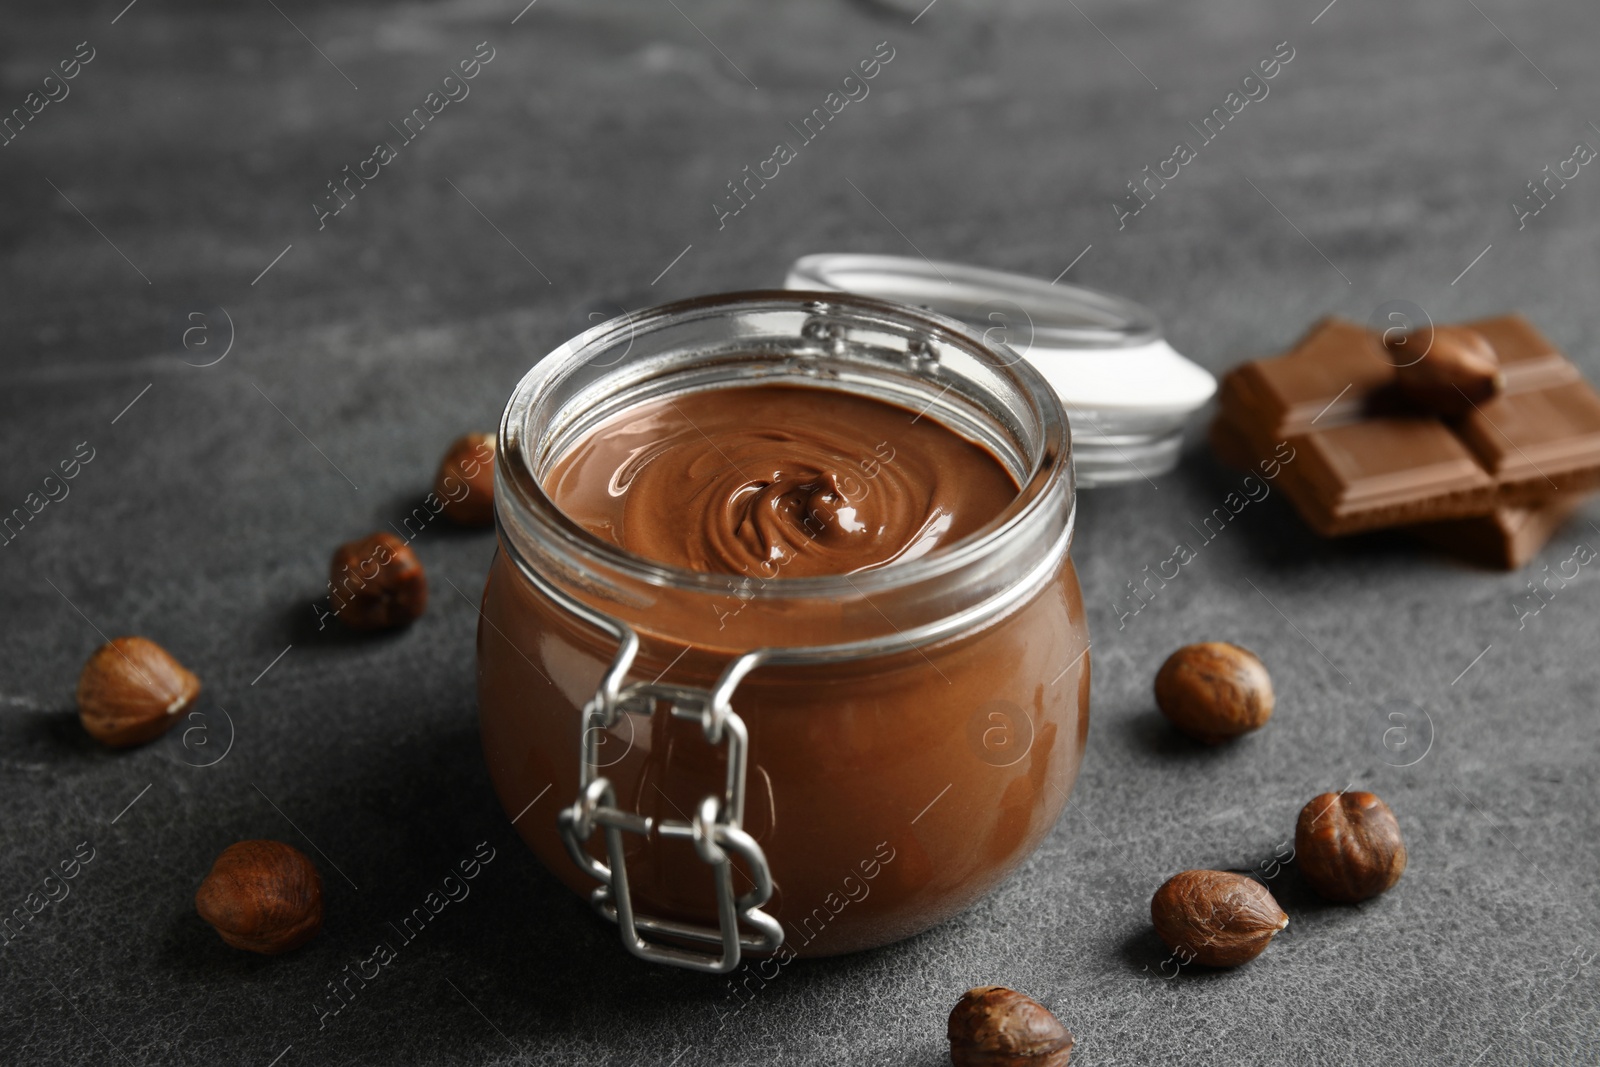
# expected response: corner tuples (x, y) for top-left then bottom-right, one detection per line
(1456, 386), (1600, 501)
(1214, 315), (1600, 536)
(1409, 494), (1587, 570)
(1291, 418), (1494, 533)
(1210, 414), (1588, 570)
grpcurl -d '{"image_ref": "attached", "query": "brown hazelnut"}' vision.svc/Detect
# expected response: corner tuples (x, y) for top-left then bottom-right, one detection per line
(1154, 642), (1274, 744)
(76, 636), (201, 747)
(329, 531), (427, 630)
(1150, 869), (1288, 967)
(1385, 325), (1502, 418)
(434, 432), (497, 526)
(948, 986), (1073, 1067)
(195, 840), (323, 954)
(1294, 790), (1407, 902)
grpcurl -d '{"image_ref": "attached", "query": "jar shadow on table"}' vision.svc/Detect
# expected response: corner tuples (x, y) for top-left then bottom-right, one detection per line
(151, 720), (497, 969)
(145, 711), (918, 1037)
(234, 620), (959, 1035)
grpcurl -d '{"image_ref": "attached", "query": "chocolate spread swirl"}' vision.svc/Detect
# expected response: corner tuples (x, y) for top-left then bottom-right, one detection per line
(544, 384), (1019, 578)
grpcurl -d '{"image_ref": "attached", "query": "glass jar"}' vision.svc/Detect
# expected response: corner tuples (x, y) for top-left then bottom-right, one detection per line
(478, 290), (1090, 973)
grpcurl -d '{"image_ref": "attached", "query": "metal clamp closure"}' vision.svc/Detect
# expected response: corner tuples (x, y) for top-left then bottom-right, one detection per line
(554, 620), (782, 974)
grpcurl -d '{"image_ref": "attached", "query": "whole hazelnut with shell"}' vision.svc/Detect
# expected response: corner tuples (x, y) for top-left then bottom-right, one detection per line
(1150, 869), (1288, 967)
(195, 840), (324, 954)
(947, 986), (1074, 1067)
(1384, 325), (1502, 418)
(76, 636), (201, 747)
(1295, 790), (1407, 902)
(434, 432), (497, 526)
(1154, 642), (1274, 743)
(328, 531), (428, 630)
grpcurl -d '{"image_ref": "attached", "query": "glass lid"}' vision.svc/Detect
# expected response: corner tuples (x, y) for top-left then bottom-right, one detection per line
(784, 253), (1217, 486)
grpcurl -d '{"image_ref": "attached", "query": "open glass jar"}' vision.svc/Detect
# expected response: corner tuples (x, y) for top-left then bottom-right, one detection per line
(478, 290), (1090, 973)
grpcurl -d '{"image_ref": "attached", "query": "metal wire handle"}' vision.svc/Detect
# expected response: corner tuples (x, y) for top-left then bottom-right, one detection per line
(507, 545), (782, 974)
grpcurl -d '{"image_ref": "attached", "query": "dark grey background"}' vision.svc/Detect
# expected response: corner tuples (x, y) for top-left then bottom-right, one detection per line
(2, 0), (1597, 1063)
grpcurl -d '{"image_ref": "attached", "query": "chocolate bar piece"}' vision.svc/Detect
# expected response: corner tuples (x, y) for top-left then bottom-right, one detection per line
(1215, 315), (1600, 535)
(1409, 494), (1588, 570)
(1211, 413), (1589, 570)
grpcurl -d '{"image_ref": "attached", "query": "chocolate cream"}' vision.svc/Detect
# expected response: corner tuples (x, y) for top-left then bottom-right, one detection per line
(544, 384), (1020, 578)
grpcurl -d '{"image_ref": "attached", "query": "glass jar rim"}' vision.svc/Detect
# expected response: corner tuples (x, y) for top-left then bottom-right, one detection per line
(496, 289), (1075, 600)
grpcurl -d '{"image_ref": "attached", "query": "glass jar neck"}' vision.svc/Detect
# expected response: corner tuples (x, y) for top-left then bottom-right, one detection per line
(495, 290), (1075, 659)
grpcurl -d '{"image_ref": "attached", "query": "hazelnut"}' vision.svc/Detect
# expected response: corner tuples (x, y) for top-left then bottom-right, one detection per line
(195, 840), (323, 954)
(329, 531), (427, 630)
(1154, 642), (1274, 744)
(434, 432), (497, 526)
(1150, 869), (1288, 968)
(76, 636), (201, 747)
(1294, 790), (1407, 902)
(948, 986), (1073, 1067)
(1385, 325), (1502, 418)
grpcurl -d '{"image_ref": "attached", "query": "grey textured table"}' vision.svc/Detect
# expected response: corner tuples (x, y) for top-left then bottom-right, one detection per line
(3, 1), (1598, 1064)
